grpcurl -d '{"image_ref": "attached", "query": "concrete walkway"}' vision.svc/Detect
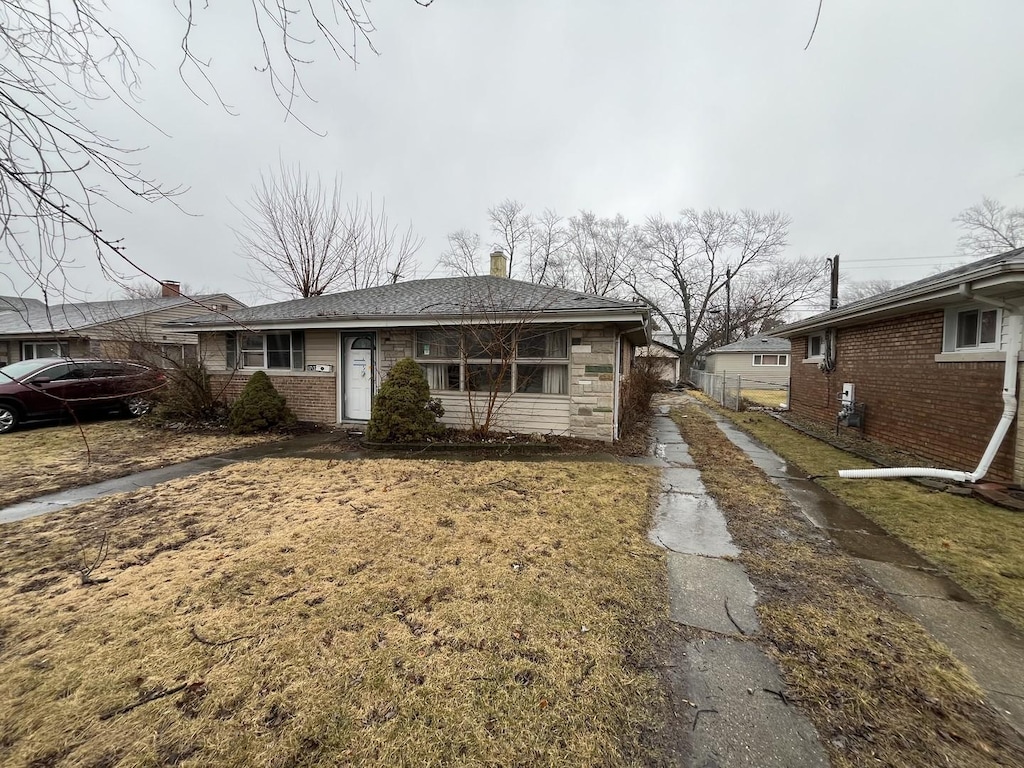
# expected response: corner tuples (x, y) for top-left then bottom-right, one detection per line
(643, 407), (830, 767)
(0, 432), (348, 524)
(707, 408), (1024, 738)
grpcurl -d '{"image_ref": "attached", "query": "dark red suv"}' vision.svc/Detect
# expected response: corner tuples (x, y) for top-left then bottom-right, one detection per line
(0, 358), (166, 434)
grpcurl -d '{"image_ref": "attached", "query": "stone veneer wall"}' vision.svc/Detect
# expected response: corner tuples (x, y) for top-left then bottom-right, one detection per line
(568, 325), (618, 441)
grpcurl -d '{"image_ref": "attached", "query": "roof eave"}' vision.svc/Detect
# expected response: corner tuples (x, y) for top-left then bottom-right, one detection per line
(777, 267), (1024, 337)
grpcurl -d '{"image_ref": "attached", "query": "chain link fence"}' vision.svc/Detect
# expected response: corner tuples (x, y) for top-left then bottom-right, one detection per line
(687, 368), (789, 411)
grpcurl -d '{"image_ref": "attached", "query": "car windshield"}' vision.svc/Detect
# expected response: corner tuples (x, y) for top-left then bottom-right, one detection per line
(0, 359), (49, 382)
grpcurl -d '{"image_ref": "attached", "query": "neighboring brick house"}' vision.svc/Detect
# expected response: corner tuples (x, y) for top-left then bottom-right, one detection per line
(0, 282), (244, 367)
(776, 248), (1024, 483)
(172, 252), (651, 442)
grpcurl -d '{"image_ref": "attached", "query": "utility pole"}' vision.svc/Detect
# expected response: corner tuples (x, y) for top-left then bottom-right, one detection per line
(828, 254), (840, 310)
(724, 268), (732, 344)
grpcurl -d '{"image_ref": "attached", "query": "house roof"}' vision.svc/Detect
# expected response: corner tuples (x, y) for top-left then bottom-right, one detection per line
(708, 335), (791, 354)
(645, 339), (684, 356)
(173, 276), (649, 329)
(0, 294), (242, 337)
(777, 247), (1024, 336)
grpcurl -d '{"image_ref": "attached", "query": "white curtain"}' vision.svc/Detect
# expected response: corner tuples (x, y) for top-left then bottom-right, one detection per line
(423, 363), (446, 391)
(542, 365), (569, 395)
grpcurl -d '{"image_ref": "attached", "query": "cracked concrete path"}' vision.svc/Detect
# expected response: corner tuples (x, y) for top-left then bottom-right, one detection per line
(708, 409), (1024, 737)
(647, 407), (830, 767)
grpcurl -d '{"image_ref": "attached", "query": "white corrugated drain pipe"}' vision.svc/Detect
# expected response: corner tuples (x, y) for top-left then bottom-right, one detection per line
(839, 307), (1022, 483)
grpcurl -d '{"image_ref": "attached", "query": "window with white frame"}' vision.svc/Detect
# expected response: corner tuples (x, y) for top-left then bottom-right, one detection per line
(806, 334), (824, 358)
(752, 353), (788, 366)
(22, 341), (69, 359)
(416, 326), (569, 395)
(226, 331), (305, 370)
(943, 305), (1000, 352)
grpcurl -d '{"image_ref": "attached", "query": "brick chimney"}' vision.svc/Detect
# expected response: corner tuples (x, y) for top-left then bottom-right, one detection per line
(489, 250), (508, 278)
(160, 280), (181, 297)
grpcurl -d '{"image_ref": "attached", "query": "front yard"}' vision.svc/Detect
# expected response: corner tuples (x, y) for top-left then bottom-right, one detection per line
(0, 421), (284, 509)
(0, 458), (669, 767)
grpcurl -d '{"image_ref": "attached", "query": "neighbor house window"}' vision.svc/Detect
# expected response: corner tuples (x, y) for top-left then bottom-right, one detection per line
(806, 334), (824, 358)
(416, 326), (569, 395)
(22, 341), (69, 360)
(942, 305), (1000, 353)
(752, 354), (788, 366)
(226, 331), (305, 370)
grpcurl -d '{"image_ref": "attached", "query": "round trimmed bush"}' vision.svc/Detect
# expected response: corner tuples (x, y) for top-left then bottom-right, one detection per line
(366, 357), (445, 443)
(228, 370), (296, 434)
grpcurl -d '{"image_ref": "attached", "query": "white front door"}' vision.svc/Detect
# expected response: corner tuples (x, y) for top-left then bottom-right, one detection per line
(343, 334), (375, 420)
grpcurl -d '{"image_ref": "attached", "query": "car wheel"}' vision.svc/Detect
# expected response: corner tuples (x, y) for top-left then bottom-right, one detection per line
(0, 403), (19, 434)
(124, 396), (151, 417)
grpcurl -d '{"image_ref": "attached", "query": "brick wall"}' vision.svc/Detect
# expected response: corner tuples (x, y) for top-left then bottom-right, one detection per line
(789, 309), (1016, 482)
(209, 372), (336, 424)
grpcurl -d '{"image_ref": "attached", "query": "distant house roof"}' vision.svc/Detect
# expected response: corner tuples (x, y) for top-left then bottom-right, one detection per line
(708, 335), (790, 354)
(777, 247), (1024, 337)
(172, 277), (651, 337)
(0, 294), (242, 336)
(645, 339), (684, 356)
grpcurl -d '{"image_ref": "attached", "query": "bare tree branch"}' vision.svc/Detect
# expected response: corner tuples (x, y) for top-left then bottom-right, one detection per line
(953, 197), (1024, 258)
(235, 162), (420, 299)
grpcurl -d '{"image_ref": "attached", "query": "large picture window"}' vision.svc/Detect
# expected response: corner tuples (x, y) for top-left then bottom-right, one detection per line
(227, 331), (305, 370)
(416, 326), (569, 395)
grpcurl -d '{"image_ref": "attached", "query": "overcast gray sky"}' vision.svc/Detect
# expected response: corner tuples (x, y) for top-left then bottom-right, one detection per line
(8, 1), (1024, 307)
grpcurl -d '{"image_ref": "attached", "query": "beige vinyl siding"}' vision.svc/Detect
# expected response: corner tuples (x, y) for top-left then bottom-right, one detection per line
(433, 392), (571, 435)
(200, 334), (229, 369)
(705, 351), (790, 387)
(305, 330), (338, 368)
(86, 296), (244, 346)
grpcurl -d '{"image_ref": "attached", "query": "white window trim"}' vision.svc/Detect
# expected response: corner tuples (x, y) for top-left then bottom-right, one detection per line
(415, 327), (570, 396)
(803, 333), (824, 362)
(752, 353), (789, 366)
(942, 304), (1002, 354)
(22, 340), (70, 359)
(233, 331), (304, 371)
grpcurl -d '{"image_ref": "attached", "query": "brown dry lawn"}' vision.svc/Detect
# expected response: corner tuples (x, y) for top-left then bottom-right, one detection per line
(716, 407), (1024, 634)
(740, 388), (788, 409)
(0, 457), (668, 767)
(672, 404), (1024, 768)
(0, 421), (283, 509)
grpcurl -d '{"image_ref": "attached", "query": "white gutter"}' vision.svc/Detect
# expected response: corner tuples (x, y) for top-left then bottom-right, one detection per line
(839, 290), (1022, 483)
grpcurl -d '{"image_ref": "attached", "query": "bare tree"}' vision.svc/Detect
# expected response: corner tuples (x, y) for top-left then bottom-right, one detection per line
(563, 212), (641, 297)
(0, 1), (430, 304)
(488, 199), (530, 277)
(625, 208), (820, 368)
(236, 163), (420, 299)
(342, 197), (423, 290)
(438, 230), (483, 277)
(521, 209), (568, 286)
(954, 197), (1024, 258)
(842, 278), (898, 304)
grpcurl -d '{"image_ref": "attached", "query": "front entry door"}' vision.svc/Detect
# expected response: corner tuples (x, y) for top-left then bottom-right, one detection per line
(343, 335), (374, 420)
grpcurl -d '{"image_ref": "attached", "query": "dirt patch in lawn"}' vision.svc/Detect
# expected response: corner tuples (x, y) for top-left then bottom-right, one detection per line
(672, 404), (1024, 768)
(717, 407), (1024, 635)
(0, 421), (284, 508)
(0, 458), (671, 767)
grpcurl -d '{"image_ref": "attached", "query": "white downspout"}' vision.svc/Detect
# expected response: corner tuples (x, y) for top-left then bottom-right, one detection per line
(612, 332), (621, 441)
(839, 302), (1022, 483)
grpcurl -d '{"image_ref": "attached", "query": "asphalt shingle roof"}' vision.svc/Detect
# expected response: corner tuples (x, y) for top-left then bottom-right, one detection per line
(0, 296), (231, 336)
(177, 277), (646, 326)
(709, 335), (790, 354)
(778, 247), (1024, 336)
